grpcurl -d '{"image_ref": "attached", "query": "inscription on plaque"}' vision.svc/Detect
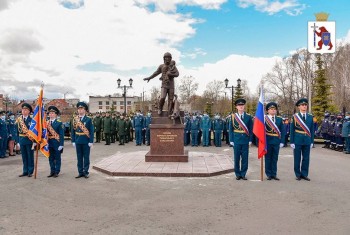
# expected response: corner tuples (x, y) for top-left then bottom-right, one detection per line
(157, 132), (178, 142)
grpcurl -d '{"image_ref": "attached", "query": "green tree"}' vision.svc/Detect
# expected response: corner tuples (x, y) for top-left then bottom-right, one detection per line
(234, 83), (244, 101)
(312, 54), (333, 123)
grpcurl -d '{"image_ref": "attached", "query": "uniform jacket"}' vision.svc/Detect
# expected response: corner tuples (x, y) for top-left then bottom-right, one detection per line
(71, 115), (94, 144)
(48, 119), (64, 148)
(229, 112), (253, 145)
(16, 116), (34, 145)
(265, 116), (285, 145)
(290, 112), (315, 145)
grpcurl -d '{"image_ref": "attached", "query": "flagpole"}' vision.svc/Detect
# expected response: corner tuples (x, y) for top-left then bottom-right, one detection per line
(34, 145), (39, 179)
(261, 155), (264, 181)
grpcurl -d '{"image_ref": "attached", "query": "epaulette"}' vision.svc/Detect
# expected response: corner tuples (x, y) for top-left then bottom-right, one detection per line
(246, 113), (251, 116)
(57, 120), (61, 122)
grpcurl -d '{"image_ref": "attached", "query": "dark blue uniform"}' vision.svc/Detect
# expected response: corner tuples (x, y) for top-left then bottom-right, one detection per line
(265, 115), (285, 178)
(290, 113), (314, 179)
(0, 117), (8, 158)
(200, 115), (211, 146)
(184, 115), (191, 146)
(16, 116), (35, 175)
(144, 115), (152, 146)
(213, 117), (224, 147)
(48, 119), (64, 175)
(334, 118), (344, 151)
(133, 115), (144, 146)
(71, 115), (94, 177)
(190, 117), (200, 146)
(320, 116), (331, 148)
(229, 113), (253, 178)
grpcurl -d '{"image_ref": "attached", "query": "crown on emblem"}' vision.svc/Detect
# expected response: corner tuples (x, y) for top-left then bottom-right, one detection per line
(314, 12), (329, 21)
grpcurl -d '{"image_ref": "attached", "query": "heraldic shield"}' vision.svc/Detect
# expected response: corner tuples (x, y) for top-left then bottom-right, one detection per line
(322, 32), (331, 46)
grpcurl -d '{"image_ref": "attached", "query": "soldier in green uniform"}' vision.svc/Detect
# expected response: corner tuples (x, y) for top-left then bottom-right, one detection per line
(117, 115), (126, 145)
(125, 115), (132, 143)
(101, 112), (106, 141)
(111, 113), (117, 143)
(103, 112), (112, 145)
(93, 112), (102, 143)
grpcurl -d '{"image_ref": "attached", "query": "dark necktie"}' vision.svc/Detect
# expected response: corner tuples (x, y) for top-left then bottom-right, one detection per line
(272, 116), (275, 122)
(302, 114), (306, 122)
(241, 115), (243, 120)
(51, 120), (53, 125)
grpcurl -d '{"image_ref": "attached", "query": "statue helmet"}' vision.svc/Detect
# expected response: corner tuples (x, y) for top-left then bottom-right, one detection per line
(163, 52), (172, 58)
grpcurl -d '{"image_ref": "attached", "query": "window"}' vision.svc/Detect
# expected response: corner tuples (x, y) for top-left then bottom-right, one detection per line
(106, 106), (110, 110)
(106, 101), (110, 105)
(127, 101), (131, 105)
(120, 101), (124, 105)
(113, 101), (117, 105)
(98, 101), (102, 105)
(98, 106), (103, 109)
(120, 106), (124, 110)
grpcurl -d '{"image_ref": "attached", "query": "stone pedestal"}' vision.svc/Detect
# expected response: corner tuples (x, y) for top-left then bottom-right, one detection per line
(145, 111), (188, 162)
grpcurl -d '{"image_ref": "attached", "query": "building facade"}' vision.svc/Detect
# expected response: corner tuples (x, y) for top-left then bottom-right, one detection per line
(89, 95), (141, 113)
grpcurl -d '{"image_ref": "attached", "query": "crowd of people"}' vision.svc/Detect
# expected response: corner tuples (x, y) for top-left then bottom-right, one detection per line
(1, 97), (350, 181)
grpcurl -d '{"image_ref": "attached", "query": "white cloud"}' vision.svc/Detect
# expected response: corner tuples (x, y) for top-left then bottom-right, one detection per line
(237, 0), (306, 16)
(177, 54), (281, 94)
(0, 0), (200, 100)
(181, 48), (207, 59)
(134, 0), (227, 12)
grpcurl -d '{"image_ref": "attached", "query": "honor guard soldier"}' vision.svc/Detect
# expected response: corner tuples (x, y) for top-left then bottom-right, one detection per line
(7, 113), (18, 156)
(0, 111), (8, 158)
(47, 106), (64, 178)
(71, 102), (94, 178)
(17, 103), (36, 177)
(93, 112), (102, 143)
(184, 113), (191, 146)
(342, 113), (350, 154)
(190, 114), (200, 147)
(103, 112), (112, 145)
(264, 102), (285, 180)
(213, 114), (224, 147)
(117, 115), (126, 145)
(111, 113), (117, 143)
(133, 110), (144, 146)
(144, 111), (152, 146)
(229, 99), (253, 180)
(290, 98), (314, 181)
(200, 111), (211, 147)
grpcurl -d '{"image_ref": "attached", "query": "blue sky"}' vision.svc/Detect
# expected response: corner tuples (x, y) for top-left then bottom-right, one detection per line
(1, 0), (350, 100)
(177, 0), (350, 67)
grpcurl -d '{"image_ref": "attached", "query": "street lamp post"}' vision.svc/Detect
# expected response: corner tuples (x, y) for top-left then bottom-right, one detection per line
(224, 78), (241, 112)
(117, 78), (133, 115)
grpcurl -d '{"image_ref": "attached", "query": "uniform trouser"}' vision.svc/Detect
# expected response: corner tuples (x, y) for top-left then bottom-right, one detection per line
(119, 134), (125, 145)
(184, 131), (189, 145)
(20, 144), (34, 175)
(284, 134), (289, 145)
(335, 136), (344, 147)
(198, 130), (202, 145)
(160, 88), (174, 112)
(202, 129), (210, 146)
(125, 131), (130, 143)
(142, 129), (146, 144)
(130, 129), (134, 141)
(191, 130), (199, 146)
(0, 136), (7, 156)
(104, 133), (111, 144)
(95, 131), (101, 142)
(330, 135), (335, 145)
(225, 131), (230, 144)
(0, 138), (4, 157)
(76, 144), (90, 175)
(111, 131), (116, 143)
(345, 137), (350, 152)
(233, 144), (249, 177)
(322, 133), (330, 144)
(49, 146), (61, 174)
(146, 128), (151, 144)
(265, 144), (280, 177)
(135, 127), (142, 145)
(294, 144), (311, 178)
(214, 131), (223, 147)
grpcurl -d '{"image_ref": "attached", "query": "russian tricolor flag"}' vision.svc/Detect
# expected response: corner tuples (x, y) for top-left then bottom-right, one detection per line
(253, 86), (267, 159)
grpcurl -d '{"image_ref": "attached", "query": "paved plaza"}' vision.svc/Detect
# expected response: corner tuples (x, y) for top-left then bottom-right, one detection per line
(0, 142), (349, 234)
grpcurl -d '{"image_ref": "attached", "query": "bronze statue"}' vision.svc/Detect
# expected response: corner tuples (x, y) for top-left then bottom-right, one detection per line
(143, 52), (179, 115)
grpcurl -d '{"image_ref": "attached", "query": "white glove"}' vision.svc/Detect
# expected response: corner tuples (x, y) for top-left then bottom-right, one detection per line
(230, 142), (234, 146)
(58, 146), (63, 151)
(279, 143), (284, 148)
(72, 142), (76, 147)
(88, 143), (93, 148)
(249, 141), (252, 146)
(310, 143), (314, 148)
(16, 143), (20, 148)
(290, 144), (295, 149)
(33, 143), (37, 147)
